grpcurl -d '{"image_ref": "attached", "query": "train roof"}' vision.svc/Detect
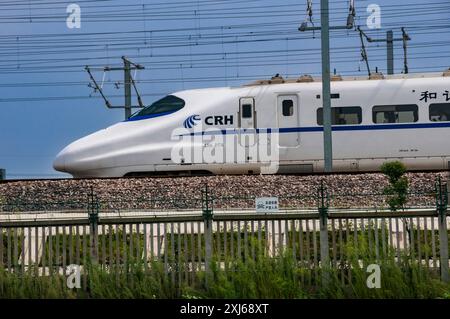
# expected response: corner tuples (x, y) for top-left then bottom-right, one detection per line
(243, 68), (450, 87)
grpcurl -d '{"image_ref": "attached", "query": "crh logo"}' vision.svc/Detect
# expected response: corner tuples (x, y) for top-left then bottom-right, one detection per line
(183, 115), (201, 129)
(205, 115), (233, 126)
(183, 114), (234, 128)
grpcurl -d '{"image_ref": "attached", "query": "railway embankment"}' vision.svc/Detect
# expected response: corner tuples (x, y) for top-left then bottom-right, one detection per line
(0, 172), (447, 210)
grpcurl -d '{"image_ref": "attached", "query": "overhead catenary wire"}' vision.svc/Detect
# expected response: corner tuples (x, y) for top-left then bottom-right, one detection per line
(0, 1), (446, 90)
(0, 19), (446, 60)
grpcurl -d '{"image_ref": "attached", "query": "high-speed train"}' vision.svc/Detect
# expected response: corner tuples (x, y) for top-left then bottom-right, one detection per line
(54, 69), (450, 178)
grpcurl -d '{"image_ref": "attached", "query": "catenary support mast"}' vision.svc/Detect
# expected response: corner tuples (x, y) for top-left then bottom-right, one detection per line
(299, 0), (355, 172)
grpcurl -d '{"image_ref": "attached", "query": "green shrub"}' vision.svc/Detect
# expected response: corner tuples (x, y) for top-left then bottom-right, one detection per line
(380, 161), (409, 211)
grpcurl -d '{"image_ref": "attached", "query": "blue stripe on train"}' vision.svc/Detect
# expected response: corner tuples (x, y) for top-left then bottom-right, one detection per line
(180, 122), (450, 136)
(125, 111), (177, 122)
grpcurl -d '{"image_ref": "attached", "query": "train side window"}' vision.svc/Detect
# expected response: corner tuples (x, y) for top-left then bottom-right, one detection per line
(372, 104), (418, 123)
(429, 103), (450, 121)
(282, 100), (294, 116)
(317, 106), (362, 125)
(242, 104), (253, 118)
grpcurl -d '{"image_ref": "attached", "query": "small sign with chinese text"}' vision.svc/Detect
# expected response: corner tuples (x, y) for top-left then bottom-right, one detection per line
(255, 197), (279, 213)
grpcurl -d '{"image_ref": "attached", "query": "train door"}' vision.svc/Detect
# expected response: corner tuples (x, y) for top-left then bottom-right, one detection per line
(277, 95), (299, 147)
(238, 97), (257, 163)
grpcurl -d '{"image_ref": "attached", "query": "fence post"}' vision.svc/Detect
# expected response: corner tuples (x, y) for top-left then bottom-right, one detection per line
(88, 187), (99, 265)
(202, 184), (214, 285)
(436, 177), (449, 282)
(318, 181), (330, 285)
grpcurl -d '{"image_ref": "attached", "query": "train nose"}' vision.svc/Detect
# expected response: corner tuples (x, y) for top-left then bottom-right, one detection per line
(53, 150), (67, 172)
(53, 122), (140, 177)
(53, 139), (95, 176)
(52, 127), (117, 177)
(53, 142), (95, 177)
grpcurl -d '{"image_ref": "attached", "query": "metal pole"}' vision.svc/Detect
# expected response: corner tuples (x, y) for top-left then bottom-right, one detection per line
(88, 187), (99, 265)
(202, 184), (213, 286)
(124, 59), (132, 119)
(387, 30), (394, 75)
(438, 213), (449, 282)
(402, 28), (409, 74)
(437, 179), (449, 282)
(318, 181), (330, 285)
(320, 0), (333, 172)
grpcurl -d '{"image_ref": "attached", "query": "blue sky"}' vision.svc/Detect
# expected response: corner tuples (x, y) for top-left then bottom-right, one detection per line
(0, 0), (448, 178)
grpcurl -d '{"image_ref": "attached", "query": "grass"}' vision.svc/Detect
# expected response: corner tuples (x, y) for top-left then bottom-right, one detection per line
(0, 240), (449, 299)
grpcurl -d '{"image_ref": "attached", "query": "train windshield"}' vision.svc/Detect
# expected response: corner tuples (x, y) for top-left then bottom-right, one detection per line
(131, 95), (185, 119)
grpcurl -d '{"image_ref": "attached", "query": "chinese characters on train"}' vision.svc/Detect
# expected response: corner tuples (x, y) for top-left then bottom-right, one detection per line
(420, 90), (450, 102)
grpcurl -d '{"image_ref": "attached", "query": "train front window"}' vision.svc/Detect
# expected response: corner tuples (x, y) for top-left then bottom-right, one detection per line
(132, 95), (185, 118)
(430, 103), (450, 121)
(372, 104), (418, 124)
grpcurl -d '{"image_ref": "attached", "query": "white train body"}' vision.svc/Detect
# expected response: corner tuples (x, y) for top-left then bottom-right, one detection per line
(54, 71), (450, 178)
